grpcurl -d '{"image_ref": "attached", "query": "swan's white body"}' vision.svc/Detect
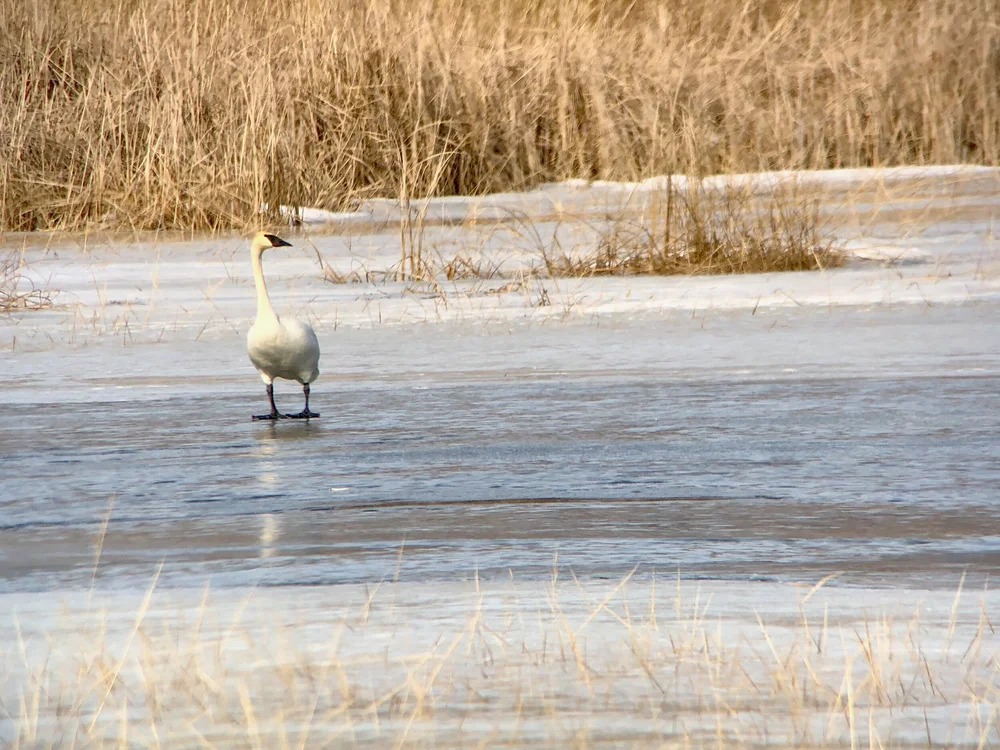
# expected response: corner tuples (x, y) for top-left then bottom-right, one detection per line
(247, 232), (320, 418)
(248, 315), (320, 385)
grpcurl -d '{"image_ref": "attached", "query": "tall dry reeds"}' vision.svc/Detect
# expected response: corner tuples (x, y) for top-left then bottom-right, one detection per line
(2, 0), (998, 231)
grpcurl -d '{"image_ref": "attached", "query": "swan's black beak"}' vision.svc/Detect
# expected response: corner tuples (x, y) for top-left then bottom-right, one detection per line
(264, 234), (293, 248)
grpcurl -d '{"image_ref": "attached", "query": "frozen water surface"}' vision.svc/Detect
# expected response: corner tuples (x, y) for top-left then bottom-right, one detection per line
(1, 167), (999, 745)
(2, 309), (1000, 594)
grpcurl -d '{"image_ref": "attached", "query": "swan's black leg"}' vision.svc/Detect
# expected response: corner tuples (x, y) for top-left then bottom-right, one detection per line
(253, 383), (287, 420)
(288, 382), (320, 419)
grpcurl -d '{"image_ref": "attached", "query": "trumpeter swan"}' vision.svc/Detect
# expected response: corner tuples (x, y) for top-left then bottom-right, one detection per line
(247, 231), (321, 420)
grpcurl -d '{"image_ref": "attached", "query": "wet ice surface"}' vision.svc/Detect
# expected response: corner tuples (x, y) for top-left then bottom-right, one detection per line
(1, 169), (998, 584)
(2, 306), (1000, 594)
(1, 168), (1000, 745)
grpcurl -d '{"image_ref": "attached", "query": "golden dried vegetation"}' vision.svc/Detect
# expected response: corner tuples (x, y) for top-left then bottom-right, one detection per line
(1, 0), (997, 232)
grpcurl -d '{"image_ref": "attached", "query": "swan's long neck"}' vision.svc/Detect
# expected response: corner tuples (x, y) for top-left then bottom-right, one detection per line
(251, 246), (278, 322)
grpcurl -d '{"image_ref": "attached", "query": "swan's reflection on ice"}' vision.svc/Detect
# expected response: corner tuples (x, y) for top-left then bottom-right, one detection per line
(252, 420), (320, 446)
(251, 427), (278, 485)
(258, 512), (281, 559)
(249, 420), (320, 558)
(250, 420), (320, 486)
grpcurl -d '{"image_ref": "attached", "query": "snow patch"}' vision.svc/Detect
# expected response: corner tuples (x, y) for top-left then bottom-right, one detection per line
(277, 165), (1000, 228)
(842, 240), (934, 266)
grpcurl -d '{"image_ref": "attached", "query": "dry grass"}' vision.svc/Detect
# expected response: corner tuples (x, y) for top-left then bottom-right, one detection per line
(316, 180), (841, 284)
(537, 182), (841, 277)
(3, 570), (997, 747)
(2, 0), (998, 232)
(0, 253), (52, 312)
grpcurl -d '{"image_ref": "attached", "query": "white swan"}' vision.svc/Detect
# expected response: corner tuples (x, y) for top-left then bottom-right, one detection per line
(247, 232), (321, 420)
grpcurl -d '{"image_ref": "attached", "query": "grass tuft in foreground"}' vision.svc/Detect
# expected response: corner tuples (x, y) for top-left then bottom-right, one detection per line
(4, 571), (996, 747)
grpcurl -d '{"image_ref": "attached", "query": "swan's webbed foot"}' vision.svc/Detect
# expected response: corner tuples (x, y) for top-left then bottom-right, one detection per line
(252, 411), (289, 421)
(286, 382), (319, 419)
(252, 383), (287, 421)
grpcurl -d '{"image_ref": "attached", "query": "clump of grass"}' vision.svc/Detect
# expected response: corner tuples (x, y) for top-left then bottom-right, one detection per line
(1, 253), (52, 312)
(1, 0), (998, 231)
(541, 182), (842, 277)
(323, 183), (840, 285)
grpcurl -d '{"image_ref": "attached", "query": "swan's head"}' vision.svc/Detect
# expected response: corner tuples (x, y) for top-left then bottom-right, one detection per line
(251, 231), (293, 257)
